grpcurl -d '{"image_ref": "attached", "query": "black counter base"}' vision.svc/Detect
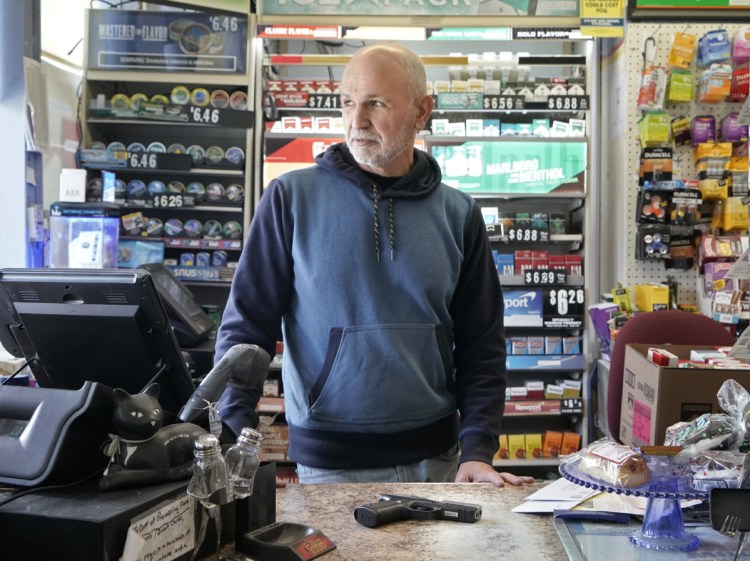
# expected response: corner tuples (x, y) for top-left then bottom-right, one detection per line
(0, 462), (276, 561)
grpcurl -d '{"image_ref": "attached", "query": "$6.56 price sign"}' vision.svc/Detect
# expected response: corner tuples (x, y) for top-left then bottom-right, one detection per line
(548, 288), (584, 316)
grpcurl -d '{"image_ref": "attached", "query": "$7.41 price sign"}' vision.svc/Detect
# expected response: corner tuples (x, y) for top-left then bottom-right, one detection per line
(546, 288), (584, 317)
(308, 94), (340, 109)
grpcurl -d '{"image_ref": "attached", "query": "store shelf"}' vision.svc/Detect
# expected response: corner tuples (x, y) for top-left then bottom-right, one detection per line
(492, 457), (561, 468)
(255, 13), (581, 29)
(121, 203), (243, 213)
(504, 398), (583, 417)
(472, 191), (586, 200)
(500, 274), (584, 287)
(86, 70), (250, 86)
(489, 233), (584, 243)
(506, 354), (586, 372)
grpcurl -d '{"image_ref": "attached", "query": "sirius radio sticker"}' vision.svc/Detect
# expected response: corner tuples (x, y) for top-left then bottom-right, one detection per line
(503, 289), (544, 327)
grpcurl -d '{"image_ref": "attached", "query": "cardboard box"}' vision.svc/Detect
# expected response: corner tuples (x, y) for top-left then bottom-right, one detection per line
(620, 344), (750, 446)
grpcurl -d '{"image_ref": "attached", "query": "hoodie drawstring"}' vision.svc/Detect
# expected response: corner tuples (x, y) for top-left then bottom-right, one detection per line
(372, 184), (395, 262)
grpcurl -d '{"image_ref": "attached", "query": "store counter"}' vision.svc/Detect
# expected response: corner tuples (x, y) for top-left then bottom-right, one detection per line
(210, 481), (566, 561)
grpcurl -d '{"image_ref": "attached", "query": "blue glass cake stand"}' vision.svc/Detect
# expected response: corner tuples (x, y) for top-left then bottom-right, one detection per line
(560, 456), (709, 551)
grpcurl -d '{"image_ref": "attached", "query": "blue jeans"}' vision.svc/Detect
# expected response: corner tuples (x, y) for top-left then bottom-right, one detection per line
(295, 444), (460, 484)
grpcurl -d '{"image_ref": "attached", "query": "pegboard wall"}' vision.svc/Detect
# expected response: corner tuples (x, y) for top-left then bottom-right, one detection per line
(620, 22), (748, 306)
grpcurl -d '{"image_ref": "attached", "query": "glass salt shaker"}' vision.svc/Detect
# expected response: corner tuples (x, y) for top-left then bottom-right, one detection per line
(187, 433), (232, 507)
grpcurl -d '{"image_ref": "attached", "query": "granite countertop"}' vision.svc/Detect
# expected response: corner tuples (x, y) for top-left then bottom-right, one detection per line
(261, 482), (566, 561)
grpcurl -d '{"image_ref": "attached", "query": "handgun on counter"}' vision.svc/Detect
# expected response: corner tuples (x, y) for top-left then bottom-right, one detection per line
(354, 494), (482, 528)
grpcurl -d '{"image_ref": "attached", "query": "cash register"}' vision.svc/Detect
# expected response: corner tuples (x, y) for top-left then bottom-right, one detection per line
(0, 267), (197, 487)
(0, 268), (277, 561)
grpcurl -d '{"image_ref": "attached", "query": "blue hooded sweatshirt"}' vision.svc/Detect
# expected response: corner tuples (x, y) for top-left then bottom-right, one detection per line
(215, 143), (507, 469)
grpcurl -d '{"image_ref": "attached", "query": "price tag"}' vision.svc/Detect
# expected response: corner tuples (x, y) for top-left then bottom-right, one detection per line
(152, 194), (186, 208)
(561, 397), (583, 414)
(506, 226), (549, 242)
(307, 94), (340, 110)
(523, 269), (567, 286)
(128, 153), (159, 169)
(482, 95), (525, 110)
(546, 95), (590, 111)
(208, 15), (240, 32)
(190, 106), (221, 125)
(546, 288), (585, 317)
(126, 153), (191, 171)
(186, 106), (253, 128)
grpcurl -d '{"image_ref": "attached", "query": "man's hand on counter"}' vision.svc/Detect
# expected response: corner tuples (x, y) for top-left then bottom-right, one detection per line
(456, 461), (536, 487)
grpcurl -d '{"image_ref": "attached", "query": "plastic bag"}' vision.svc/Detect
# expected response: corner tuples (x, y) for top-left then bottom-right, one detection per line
(718, 378), (750, 445)
(665, 413), (736, 453)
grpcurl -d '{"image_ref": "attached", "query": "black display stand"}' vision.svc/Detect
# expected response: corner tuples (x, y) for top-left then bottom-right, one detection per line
(0, 462), (276, 561)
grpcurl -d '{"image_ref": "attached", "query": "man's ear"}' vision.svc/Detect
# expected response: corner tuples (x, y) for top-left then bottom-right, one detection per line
(415, 94), (434, 130)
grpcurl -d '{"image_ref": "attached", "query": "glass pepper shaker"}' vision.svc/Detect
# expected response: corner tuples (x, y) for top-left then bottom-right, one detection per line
(224, 427), (264, 500)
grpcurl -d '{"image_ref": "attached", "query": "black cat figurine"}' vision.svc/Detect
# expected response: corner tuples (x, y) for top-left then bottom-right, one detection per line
(99, 383), (208, 491)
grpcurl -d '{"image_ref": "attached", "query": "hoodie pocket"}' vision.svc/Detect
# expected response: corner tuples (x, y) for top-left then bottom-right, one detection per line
(307, 324), (454, 427)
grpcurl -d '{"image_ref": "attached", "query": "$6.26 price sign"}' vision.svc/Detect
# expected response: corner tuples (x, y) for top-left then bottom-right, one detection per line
(547, 288), (584, 316)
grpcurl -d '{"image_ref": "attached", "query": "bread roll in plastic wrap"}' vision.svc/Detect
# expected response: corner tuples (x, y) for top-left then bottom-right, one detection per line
(578, 440), (651, 488)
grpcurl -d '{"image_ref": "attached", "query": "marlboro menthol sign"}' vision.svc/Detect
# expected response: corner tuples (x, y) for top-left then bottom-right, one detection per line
(432, 140), (587, 195)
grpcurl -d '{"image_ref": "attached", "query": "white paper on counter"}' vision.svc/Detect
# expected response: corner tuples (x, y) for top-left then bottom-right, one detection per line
(512, 478), (600, 513)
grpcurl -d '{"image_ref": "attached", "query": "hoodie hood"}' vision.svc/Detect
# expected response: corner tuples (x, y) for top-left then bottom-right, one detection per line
(315, 143), (444, 262)
(315, 142), (443, 200)
(315, 143), (442, 262)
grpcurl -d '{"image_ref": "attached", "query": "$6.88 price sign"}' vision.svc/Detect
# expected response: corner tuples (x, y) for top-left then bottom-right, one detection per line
(548, 288), (584, 316)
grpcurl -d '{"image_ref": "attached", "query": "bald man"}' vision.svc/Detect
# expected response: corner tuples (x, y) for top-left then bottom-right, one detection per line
(216, 43), (532, 487)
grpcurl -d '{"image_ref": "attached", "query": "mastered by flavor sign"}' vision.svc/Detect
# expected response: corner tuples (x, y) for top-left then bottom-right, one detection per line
(436, 140), (587, 195)
(88, 10), (248, 73)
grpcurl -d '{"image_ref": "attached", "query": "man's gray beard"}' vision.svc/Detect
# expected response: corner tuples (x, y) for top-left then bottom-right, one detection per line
(347, 119), (417, 172)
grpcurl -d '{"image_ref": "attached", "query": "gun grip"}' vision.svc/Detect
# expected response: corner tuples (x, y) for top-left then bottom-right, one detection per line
(354, 501), (407, 528)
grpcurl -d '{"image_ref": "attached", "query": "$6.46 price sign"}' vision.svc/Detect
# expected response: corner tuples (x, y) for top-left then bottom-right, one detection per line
(548, 288), (584, 316)
(190, 106), (220, 124)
